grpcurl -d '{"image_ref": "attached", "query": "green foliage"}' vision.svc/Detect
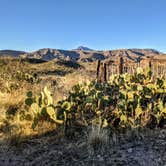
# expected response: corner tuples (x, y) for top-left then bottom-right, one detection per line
(15, 71), (39, 83)
(25, 86), (63, 129)
(56, 68), (166, 130)
(24, 68), (166, 133)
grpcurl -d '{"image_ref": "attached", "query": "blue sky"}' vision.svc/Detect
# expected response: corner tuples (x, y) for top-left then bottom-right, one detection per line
(0, 0), (166, 52)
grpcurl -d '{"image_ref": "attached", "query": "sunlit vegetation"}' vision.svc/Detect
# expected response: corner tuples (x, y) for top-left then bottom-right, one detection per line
(23, 67), (166, 134)
(1, 57), (166, 165)
(0, 57), (96, 142)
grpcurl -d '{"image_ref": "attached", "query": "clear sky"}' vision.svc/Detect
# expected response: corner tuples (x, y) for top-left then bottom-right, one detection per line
(0, 0), (166, 52)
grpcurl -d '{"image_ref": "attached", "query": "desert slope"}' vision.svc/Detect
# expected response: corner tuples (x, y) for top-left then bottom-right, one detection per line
(0, 47), (165, 62)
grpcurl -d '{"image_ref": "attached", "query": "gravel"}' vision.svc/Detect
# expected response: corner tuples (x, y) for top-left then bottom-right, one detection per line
(0, 129), (166, 166)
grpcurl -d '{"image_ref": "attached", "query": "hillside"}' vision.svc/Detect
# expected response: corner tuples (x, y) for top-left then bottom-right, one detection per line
(1, 53), (166, 166)
(1, 56), (166, 165)
(0, 50), (26, 57)
(1, 48), (165, 62)
(22, 48), (166, 62)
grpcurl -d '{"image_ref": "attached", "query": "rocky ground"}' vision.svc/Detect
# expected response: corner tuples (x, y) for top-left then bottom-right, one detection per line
(1, 128), (166, 166)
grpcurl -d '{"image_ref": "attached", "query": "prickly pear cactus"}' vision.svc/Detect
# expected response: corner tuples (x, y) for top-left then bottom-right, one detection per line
(25, 86), (63, 129)
(56, 67), (166, 129)
(24, 67), (166, 131)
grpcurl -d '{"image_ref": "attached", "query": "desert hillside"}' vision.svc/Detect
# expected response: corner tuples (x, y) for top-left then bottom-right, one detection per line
(1, 49), (166, 165)
(1, 47), (166, 62)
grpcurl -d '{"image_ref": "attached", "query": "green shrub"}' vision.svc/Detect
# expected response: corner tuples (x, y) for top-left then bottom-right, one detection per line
(24, 68), (166, 134)
(15, 71), (39, 83)
(25, 86), (63, 129)
(56, 67), (166, 130)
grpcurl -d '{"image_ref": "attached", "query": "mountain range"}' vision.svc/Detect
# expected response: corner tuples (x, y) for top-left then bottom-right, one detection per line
(0, 46), (165, 62)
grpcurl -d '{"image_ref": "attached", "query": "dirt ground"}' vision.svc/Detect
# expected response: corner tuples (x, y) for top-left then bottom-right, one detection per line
(1, 128), (166, 166)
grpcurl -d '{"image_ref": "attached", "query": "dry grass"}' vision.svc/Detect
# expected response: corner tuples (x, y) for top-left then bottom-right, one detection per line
(0, 57), (96, 141)
(87, 124), (109, 153)
(1, 58), (166, 165)
(0, 90), (25, 107)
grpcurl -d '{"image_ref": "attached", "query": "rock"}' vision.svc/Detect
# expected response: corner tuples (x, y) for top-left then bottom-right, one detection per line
(127, 148), (133, 153)
(97, 155), (104, 161)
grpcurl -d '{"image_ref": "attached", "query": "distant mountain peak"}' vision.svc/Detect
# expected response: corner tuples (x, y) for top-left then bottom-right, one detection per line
(76, 46), (93, 51)
(0, 48), (165, 63)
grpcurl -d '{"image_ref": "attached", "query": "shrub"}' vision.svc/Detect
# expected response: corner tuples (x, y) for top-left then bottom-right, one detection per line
(56, 68), (166, 130)
(25, 86), (63, 129)
(24, 68), (166, 134)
